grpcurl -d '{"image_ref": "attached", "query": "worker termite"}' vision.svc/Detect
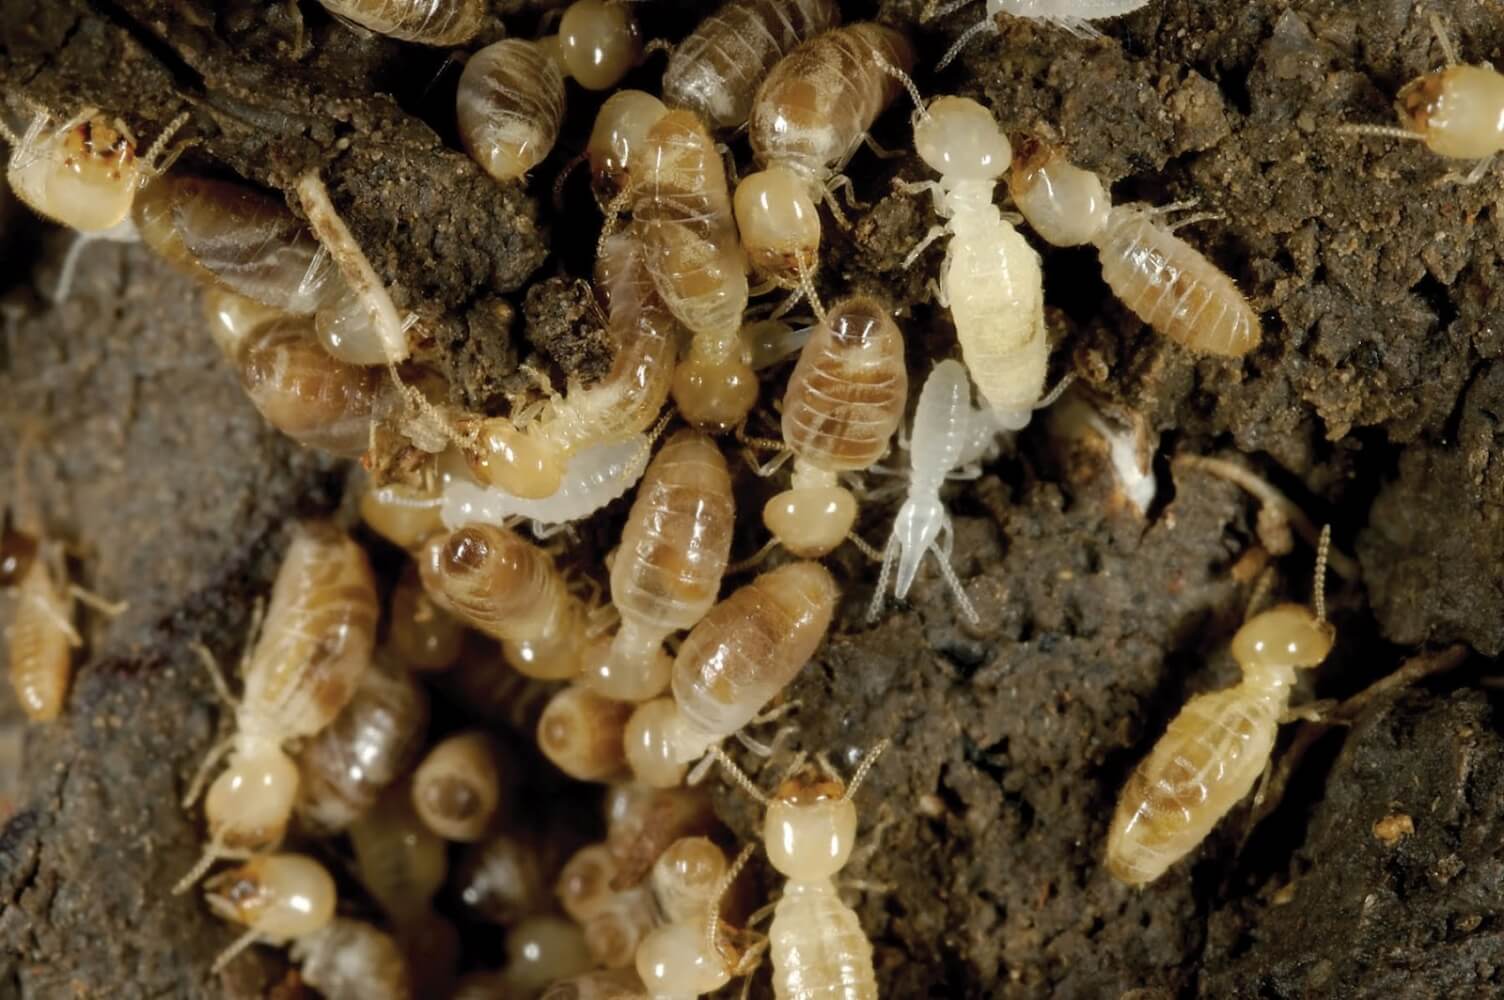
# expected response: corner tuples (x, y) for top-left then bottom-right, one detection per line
(928, 0), (1154, 69)
(458, 39), (567, 184)
(1106, 529), (1336, 886)
(538, 683), (633, 781)
(295, 652), (429, 834)
(419, 523), (586, 679)
(661, 0), (842, 131)
(411, 729), (504, 841)
(756, 295), (908, 558)
(314, 0), (484, 45)
(581, 430), (735, 702)
(291, 917), (414, 1000)
(202, 852), (337, 973)
(735, 23), (915, 295)
(604, 782), (718, 888)
(1, 105), (188, 298)
(1340, 13), (1504, 185)
(458, 830), (555, 927)
(389, 564), (466, 670)
(711, 740), (890, 1000)
(175, 522), (378, 891)
(650, 561), (839, 779)
(650, 835), (731, 924)
(1008, 140), (1262, 358)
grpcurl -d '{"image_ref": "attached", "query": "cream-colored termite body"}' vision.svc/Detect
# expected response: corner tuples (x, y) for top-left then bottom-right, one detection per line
(175, 522), (378, 892)
(1106, 532), (1336, 886)
(1008, 141), (1262, 358)
(315, 0), (484, 44)
(3, 516), (84, 723)
(581, 430), (735, 702)
(904, 96), (1049, 426)
(458, 39), (567, 183)
(760, 295), (908, 558)
(203, 852), (338, 973)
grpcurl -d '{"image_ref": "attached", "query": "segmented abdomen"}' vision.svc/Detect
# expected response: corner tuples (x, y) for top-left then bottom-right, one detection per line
(664, 0), (841, 129)
(945, 218), (1047, 414)
(456, 39), (566, 182)
(316, 0), (484, 45)
(1106, 685), (1280, 885)
(7, 561), (73, 722)
(1096, 209), (1261, 358)
(770, 882), (877, 1000)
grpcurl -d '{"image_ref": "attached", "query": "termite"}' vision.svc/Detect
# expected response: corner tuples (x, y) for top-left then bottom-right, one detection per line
(1340, 13), (1504, 185)
(1, 106), (188, 299)
(734, 23), (914, 296)
(561, 847), (658, 968)
(418, 523), (586, 679)
(901, 94), (1054, 426)
(557, 0), (645, 91)
(538, 683), (633, 781)
(295, 652), (429, 834)
(350, 782), (449, 929)
(175, 522), (379, 892)
(661, 0), (842, 131)
(388, 563), (466, 670)
(756, 295), (908, 558)
(458, 39), (568, 184)
(650, 835), (731, 924)
(1008, 140), (1261, 358)
(202, 852), (337, 973)
(928, 0), (1154, 70)
(537, 969), (646, 1000)
(292, 917), (413, 1000)
(604, 782), (717, 888)
(581, 430), (735, 702)
(647, 561), (838, 780)
(866, 359), (984, 626)
(504, 914), (596, 998)
(314, 0), (485, 45)
(458, 830), (555, 928)
(1106, 529), (1336, 886)
(411, 729), (504, 841)
(360, 476), (446, 551)
(712, 740), (890, 1000)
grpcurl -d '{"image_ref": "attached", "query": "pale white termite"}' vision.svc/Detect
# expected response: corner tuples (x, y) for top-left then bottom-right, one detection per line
(202, 852), (337, 973)
(866, 359), (983, 626)
(175, 522), (379, 892)
(1008, 140), (1261, 358)
(1106, 530), (1336, 885)
(661, 0), (842, 131)
(1, 106), (188, 298)
(929, 0), (1155, 69)
(315, 0), (484, 44)
(1340, 13), (1504, 185)
(713, 740), (890, 1000)
(291, 917), (414, 1000)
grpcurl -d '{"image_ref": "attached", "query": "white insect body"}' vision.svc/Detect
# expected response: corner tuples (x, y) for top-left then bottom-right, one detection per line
(437, 434), (653, 529)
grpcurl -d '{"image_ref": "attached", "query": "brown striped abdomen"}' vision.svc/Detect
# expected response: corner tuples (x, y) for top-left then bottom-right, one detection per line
(421, 524), (576, 646)
(456, 39), (566, 182)
(237, 319), (386, 458)
(317, 0), (484, 45)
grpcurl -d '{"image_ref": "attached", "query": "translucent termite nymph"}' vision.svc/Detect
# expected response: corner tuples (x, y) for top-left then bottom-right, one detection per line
(662, 0), (842, 131)
(1106, 532), (1336, 885)
(350, 783), (449, 929)
(315, 0), (485, 45)
(202, 852), (337, 973)
(176, 522), (378, 892)
(931, 0), (1154, 69)
(761, 295), (908, 558)
(504, 914), (595, 997)
(457, 39), (567, 184)
(581, 430), (735, 702)
(389, 564), (466, 671)
(1008, 140), (1261, 358)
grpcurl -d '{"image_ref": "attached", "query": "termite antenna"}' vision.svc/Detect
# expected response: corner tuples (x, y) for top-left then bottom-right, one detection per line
(1336, 123), (1426, 142)
(710, 745), (769, 805)
(871, 53), (928, 119)
(704, 841), (758, 957)
(209, 927), (262, 974)
(935, 17), (995, 72)
(794, 253), (828, 328)
(596, 188), (632, 258)
(844, 738), (890, 800)
(141, 111), (191, 171)
(553, 152), (587, 212)
(173, 840), (224, 895)
(1313, 523), (1331, 624)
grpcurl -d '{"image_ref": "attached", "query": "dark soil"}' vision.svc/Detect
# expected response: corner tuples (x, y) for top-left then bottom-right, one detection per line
(2, 0), (1502, 998)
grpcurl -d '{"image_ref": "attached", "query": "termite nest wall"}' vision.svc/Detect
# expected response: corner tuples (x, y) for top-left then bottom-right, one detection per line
(2, 0), (1503, 997)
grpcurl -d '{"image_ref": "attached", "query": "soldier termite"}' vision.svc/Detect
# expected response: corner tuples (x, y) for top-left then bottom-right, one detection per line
(174, 522), (378, 892)
(291, 917), (414, 1000)
(1008, 139), (1262, 358)
(928, 0), (1154, 70)
(754, 295), (908, 558)
(1, 106), (188, 299)
(1105, 529), (1336, 885)
(1340, 13), (1504, 185)
(411, 729), (504, 841)
(661, 0), (842, 131)
(734, 23), (914, 298)
(314, 0), (485, 45)
(202, 852), (337, 973)
(580, 430), (735, 702)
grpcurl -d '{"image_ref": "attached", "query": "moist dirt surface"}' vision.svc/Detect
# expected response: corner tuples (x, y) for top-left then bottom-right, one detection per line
(1, 1), (1502, 998)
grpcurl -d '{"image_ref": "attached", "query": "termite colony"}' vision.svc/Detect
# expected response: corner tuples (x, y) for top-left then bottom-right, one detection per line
(9, 0), (1471, 991)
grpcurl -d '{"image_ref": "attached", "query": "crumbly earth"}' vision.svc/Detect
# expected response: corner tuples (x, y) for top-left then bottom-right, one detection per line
(1, 0), (1501, 997)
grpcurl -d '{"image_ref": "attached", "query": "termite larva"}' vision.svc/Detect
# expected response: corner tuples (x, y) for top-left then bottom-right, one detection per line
(315, 0), (484, 45)
(735, 23), (914, 290)
(904, 95), (1049, 426)
(176, 522), (378, 891)
(419, 524), (585, 679)
(1008, 140), (1261, 358)
(438, 434), (653, 528)
(351, 783), (450, 929)
(760, 295), (908, 558)
(582, 430), (734, 702)
(296, 653), (429, 834)
(458, 39), (567, 184)
(411, 729), (504, 842)
(389, 564), (466, 671)
(538, 683), (633, 781)
(459, 831), (554, 927)
(1341, 14), (1504, 184)
(202, 852), (337, 973)
(662, 0), (842, 131)
(867, 359), (984, 626)
(291, 917), (414, 1000)
(1106, 532), (1336, 886)
(931, 0), (1153, 69)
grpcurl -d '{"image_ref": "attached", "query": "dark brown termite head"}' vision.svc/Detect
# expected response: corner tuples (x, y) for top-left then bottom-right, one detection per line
(1396, 70), (1450, 135)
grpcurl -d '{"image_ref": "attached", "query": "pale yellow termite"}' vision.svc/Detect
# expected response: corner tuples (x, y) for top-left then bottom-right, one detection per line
(457, 39), (568, 184)
(411, 729), (504, 842)
(1105, 530), (1336, 885)
(315, 0), (485, 45)
(175, 521), (378, 892)
(4, 520), (79, 723)
(202, 852), (337, 973)
(538, 683), (634, 782)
